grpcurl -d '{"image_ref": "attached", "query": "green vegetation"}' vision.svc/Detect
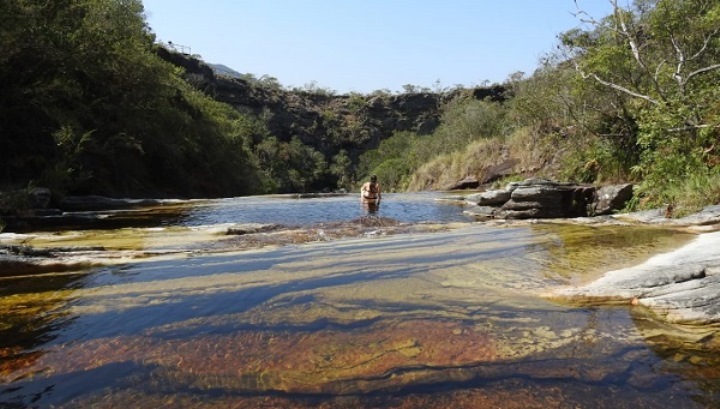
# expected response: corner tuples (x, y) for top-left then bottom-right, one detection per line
(356, 0), (720, 214)
(0, 0), (262, 198)
(356, 98), (513, 192)
(1, 0), (718, 217)
(560, 0), (720, 212)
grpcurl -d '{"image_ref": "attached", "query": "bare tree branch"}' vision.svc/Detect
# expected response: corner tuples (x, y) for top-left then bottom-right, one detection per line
(685, 63), (720, 84)
(654, 60), (667, 83)
(667, 124), (720, 133)
(689, 27), (720, 61)
(575, 64), (660, 105)
(610, 0), (667, 101)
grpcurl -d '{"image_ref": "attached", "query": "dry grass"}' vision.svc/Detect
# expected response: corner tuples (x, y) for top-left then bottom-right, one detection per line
(406, 127), (561, 191)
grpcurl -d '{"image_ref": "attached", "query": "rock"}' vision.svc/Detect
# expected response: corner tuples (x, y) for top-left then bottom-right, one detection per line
(504, 181), (592, 219)
(465, 190), (511, 206)
(480, 159), (518, 184)
(551, 230), (720, 324)
(593, 184), (634, 215)
(617, 205), (720, 227)
(502, 200), (551, 211)
(504, 209), (543, 219)
(463, 206), (508, 220)
(510, 186), (572, 202)
(447, 176), (480, 190)
(29, 209), (62, 216)
(464, 178), (601, 220)
(59, 196), (167, 211)
(506, 178), (572, 192)
(29, 187), (52, 209)
(226, 224), (280, 235)
(677, 205), (720, 226)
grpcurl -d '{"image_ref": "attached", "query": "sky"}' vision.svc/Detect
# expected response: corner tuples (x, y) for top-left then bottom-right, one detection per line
(141, 1), (616, 94)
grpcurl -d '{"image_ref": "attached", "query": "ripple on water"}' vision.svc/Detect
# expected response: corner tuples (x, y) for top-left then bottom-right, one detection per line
(0, 218), (717, 408)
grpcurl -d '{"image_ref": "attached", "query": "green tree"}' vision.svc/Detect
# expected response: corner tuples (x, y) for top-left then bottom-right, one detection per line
(357, 131), (420, 191)
(329, 149), (353, 190)
(562, 0), (720, 205)
(0, 0), (263, 198)
(254, 136), (327, 193)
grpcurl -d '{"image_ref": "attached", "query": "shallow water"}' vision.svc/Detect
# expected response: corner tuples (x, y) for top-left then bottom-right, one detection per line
(178, 192), (472, 226)
(1, 194), (718, 408)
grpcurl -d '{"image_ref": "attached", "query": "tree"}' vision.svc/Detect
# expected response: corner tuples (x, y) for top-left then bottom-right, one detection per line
(329, 150), (353, 190)
(562, 0), (720, 204)
(0, 0), (263, 198)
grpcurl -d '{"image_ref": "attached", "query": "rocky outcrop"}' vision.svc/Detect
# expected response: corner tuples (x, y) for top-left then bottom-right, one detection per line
(463, 178), (632, 220)
(550, 228), (720, 325)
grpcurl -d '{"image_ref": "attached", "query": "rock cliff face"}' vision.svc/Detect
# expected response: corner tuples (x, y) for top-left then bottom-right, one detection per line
(157, 48), (505, 164)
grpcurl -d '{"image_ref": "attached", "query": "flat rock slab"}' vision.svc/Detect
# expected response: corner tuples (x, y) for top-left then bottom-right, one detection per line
(614, 205), (720, 226)
(551, 230), (720, 324)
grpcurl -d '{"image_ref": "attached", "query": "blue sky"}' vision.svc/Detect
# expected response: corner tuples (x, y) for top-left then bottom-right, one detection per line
(142, 1), (615, 94)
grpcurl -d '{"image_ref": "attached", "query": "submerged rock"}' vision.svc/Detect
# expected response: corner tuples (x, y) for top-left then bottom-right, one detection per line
(0, 245), (100, 276)
(59, 195), (182, 211)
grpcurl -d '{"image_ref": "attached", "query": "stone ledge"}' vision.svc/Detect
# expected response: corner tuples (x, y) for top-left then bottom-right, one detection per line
(549, 230), (720, 325)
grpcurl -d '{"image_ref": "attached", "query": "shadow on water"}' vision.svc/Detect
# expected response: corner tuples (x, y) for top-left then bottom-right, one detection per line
(65, 267), (418, 340)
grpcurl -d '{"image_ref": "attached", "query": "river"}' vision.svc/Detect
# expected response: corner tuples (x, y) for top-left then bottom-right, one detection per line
(0, 193), (718, 408)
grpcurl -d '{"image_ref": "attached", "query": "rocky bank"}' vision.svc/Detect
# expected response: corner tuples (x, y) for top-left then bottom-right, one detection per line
(547, 205), (720, 326)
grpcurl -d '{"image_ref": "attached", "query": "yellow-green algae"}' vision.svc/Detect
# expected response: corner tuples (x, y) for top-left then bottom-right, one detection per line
(530, 223), (695, 285)
(8, 225), (228, 252)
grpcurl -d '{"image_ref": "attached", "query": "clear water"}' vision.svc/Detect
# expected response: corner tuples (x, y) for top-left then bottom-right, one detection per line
(0, 194), (718, 408)
(178, 192), (472, 226)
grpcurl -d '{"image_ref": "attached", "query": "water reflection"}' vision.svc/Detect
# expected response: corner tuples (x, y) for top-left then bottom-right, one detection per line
(1, 219), (718, 407)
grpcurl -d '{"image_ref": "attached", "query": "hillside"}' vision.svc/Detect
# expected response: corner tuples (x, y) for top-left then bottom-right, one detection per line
(158, 47), (506, 192)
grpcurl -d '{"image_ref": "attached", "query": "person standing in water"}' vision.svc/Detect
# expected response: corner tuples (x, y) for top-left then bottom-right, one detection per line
(360, 175), (381, 211)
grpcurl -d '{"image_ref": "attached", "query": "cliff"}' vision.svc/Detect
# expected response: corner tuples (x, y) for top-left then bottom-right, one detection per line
(156, 47), (505, 165)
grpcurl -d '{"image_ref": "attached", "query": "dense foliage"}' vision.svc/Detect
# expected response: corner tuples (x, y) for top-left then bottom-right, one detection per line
(0, 0), (262, 198)
(560, 0), (720, 209)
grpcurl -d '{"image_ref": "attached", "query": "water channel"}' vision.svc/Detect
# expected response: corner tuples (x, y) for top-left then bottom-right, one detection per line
(1, 193), (718, 408)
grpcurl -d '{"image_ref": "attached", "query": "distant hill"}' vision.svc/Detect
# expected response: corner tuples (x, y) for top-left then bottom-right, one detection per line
(208, 63), (244, 79)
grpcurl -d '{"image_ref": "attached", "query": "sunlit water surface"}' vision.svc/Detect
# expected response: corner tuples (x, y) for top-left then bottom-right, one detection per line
(1, 193), (719, 408)
(178, 192), (473, 226)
